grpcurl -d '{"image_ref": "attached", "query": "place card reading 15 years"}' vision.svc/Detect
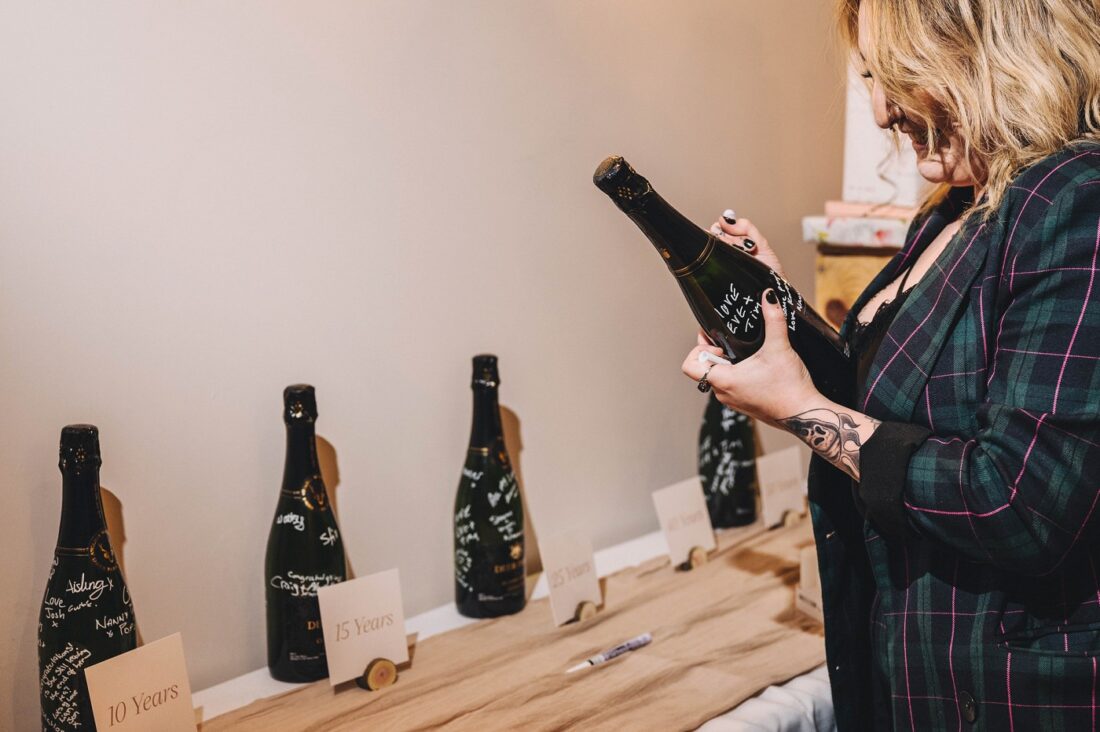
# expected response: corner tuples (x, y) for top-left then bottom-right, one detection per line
(317, 568), (409, 686)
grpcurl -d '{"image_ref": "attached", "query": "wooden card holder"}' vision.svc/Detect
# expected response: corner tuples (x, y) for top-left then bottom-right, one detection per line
(356, 658), (399, 691)
(573, 601), (598, 623)
(679, 545), (708, 571)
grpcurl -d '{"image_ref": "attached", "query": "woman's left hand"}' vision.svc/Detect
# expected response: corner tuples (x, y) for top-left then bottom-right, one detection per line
(682, 289), (819, 425)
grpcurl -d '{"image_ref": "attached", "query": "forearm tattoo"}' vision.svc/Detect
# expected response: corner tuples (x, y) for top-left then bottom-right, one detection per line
(780, 409), (881, 481)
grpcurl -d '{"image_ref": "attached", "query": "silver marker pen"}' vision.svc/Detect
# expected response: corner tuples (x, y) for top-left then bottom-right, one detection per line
(697, 351), (733, 367)
(566, 632), (653, 673)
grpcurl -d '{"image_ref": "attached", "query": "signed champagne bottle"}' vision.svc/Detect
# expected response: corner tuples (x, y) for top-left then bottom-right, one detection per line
(594, 156), (853, 406)
(454, 355), (526, 618)
(38, 425), (137, 732)
(698, 395), (758, 527)
(265, 384), (347, 682)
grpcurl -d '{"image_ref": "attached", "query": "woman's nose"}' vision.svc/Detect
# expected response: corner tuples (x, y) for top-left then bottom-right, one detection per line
(870, 83), (902, 129)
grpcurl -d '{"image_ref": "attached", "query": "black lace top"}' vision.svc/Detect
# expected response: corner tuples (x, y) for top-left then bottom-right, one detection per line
(850, 264), (917, 392)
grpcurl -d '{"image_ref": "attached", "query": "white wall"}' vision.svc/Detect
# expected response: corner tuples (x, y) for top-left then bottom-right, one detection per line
(0, 2), (843, 727)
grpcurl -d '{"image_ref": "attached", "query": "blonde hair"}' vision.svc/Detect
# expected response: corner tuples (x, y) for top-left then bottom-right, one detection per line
(837, 0), (1100, 219)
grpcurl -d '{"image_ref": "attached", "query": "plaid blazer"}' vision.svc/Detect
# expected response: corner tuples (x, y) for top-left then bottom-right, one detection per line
(809, 141), (1100, 731)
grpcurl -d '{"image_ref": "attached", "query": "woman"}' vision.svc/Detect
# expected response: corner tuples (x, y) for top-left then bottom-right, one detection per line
(684, 0), (1100, 728)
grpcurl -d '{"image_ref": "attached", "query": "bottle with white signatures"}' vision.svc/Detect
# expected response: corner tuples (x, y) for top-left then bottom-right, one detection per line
(698, 394), (758, 527)
(265, 384), (347, 682)
(38, 424), (137, 731)
(594, 155), (853, 406)
(454, 355), (526, 618)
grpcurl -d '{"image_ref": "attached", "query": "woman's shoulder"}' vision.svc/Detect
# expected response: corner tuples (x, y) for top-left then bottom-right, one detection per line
(988, 142), (1100, 281)
(1006, 141), (1100, 207)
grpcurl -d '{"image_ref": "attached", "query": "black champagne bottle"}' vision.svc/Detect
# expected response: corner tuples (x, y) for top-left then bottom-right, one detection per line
(594, 156), (853, 406)
(265, 384), (347, 682)
(698, 395), (758, 527)
(38, 425), (137, 732)
(454, 355), (526, 618)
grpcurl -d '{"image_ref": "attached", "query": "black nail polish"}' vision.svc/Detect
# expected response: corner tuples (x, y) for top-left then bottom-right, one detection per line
(723, 214), (737, 224)
(765, 290), (779, 305)
(743, 238), (756, 250)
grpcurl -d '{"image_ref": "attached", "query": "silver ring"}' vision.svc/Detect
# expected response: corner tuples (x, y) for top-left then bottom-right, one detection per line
(697, 364), (714, 393)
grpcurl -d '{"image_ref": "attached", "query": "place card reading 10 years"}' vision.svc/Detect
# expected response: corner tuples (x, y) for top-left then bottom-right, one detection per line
(84, 633), (196, 732)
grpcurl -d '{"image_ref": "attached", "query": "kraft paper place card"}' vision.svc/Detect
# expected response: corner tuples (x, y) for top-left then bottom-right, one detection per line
(652, 478), (717, 566)
(84, 633), (197, 731)
(317, 568), (409, 686)
(757, 446), (808, 527)
(538, 530), (602, 626)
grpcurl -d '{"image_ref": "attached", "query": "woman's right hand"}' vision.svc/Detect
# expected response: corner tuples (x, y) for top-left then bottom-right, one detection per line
(710, 210), (786, 280)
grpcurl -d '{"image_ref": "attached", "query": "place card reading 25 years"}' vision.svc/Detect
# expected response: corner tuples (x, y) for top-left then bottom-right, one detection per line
(652, 478), (716, 566)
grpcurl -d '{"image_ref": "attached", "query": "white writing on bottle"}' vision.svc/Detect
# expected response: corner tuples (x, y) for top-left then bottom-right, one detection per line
(40, 642), (93, 729)
(713, 283), (761, 337)
(770, 271), (803, 331)
(94, 610), (136, 640)
(502, 476), (518, 504)
(66, 573), (114, 601)
(455, 548), (473, 589)
(455, 519), (480, 546)
(269, 571), (343, 597)
(276, 512), (306, 532)
(489, 511), (522, 541)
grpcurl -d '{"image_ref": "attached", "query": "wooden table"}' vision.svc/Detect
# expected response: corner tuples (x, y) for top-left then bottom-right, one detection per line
(201, 519), (824, 731)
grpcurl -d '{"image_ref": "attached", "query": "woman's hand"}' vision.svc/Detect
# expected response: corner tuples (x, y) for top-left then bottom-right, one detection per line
(682, 289), (816, 424)
(682, 289), (883, 481)
(710, 209), (787, 280)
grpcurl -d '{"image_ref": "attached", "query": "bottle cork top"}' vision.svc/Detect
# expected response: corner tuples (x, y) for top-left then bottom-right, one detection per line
(471, 354), (500, 388)
(59, 424), (101, 471)
(593, 155), (652, 211)
(283, 384), (318, 423)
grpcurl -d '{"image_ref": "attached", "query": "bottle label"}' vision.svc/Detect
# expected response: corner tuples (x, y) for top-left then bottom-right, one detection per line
(89, 529), (118, 571)
(458, 541), (526, 603)
(54, 529), (118, 572)
(280, 476), (330, 512)
(281, 596), (327, 667)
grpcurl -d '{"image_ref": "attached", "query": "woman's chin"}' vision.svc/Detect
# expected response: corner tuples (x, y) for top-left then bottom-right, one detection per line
(916, 159), (949, 184)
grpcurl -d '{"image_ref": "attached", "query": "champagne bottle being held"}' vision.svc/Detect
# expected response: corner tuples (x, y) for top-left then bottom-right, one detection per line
(698, 394), (758, 528)
(39, 425), (137, 732)
(594, 156), (853, 406)
(454, 355), (526, 618)
(265, 384), (347, 682)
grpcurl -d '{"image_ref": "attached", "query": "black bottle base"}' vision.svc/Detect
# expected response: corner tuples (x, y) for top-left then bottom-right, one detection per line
(455, 595), (526, 619)
(267, 662), (329, 684)
(708, 501), (758, 529)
